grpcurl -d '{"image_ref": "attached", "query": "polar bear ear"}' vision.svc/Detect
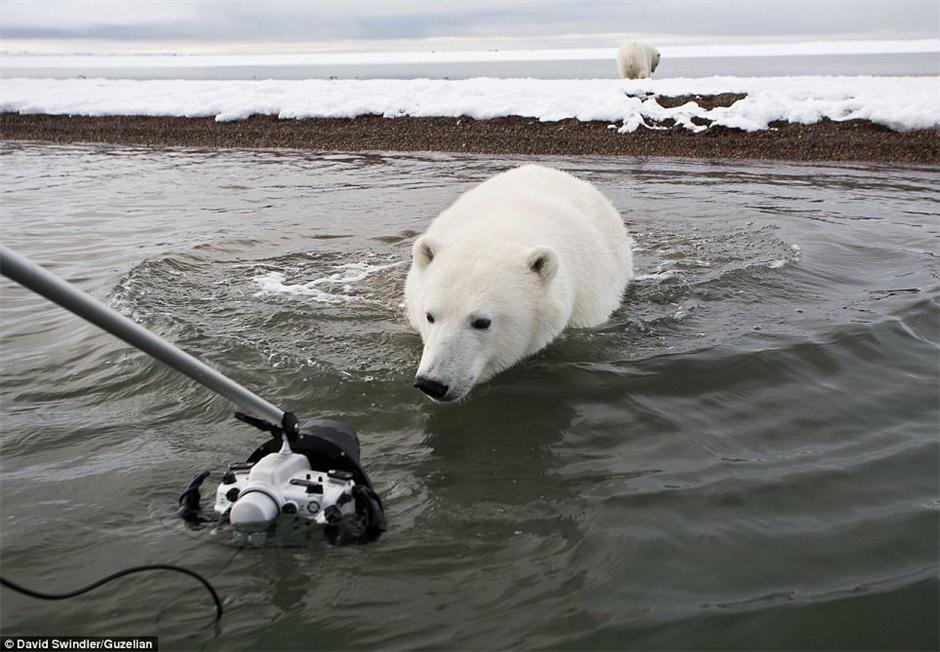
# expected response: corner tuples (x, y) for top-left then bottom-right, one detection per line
(526, 246), (558, 283)
(412, 236), (440, 270)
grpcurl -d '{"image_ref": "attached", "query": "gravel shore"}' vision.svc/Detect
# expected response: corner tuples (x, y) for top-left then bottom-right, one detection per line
(2, 112), (938, 163)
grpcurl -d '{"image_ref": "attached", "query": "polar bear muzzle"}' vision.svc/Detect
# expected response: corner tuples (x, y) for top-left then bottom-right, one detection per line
(414, 375), (450, 400)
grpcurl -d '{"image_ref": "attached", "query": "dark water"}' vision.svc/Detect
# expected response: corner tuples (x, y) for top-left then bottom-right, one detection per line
(0, 144), (937, 651)
(1, 52), (936, 80)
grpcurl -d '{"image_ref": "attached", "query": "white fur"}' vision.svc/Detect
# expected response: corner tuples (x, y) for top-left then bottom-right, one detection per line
(617, 41), (661, 79)
(405, 165), (633, 402)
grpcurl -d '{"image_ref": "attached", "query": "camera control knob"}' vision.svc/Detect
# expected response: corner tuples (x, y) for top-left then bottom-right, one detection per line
(323, 505), (342, 523)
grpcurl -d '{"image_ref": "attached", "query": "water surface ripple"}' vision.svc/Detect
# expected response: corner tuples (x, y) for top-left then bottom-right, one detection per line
(1, 144), (937, 650)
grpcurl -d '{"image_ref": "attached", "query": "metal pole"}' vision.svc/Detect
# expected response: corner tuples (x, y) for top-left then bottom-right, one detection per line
(0, 244), (285, 426)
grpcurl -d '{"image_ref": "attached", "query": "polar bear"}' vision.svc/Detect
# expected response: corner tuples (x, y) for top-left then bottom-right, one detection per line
(617, 41), (660, 79)
(404, 165), (633, 402)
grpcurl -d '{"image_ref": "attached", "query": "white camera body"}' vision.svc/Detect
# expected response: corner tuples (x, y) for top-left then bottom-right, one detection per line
(213, 449), (358, 531)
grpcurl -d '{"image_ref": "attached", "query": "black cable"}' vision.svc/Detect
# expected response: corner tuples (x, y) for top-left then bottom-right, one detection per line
(1, 564), (223, 621)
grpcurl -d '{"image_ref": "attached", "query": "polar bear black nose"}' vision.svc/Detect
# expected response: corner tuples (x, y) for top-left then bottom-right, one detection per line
(414, 375), (449, 399)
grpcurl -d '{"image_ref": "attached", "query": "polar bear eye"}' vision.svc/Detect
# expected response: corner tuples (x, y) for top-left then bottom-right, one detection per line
(471, 317), (491, 330)
(426, 312), (435, 324)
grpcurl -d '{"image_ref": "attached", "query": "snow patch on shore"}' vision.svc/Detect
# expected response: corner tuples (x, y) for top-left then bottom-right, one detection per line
(2, 75), (937, 132)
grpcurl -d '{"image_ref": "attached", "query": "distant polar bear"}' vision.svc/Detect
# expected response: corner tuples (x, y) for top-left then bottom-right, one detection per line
(617, 41), (661, 79)
(404, 165), (634, 402)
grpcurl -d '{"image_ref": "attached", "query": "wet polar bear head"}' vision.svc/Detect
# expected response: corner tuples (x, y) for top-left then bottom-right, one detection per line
(405, 236), (566, 403)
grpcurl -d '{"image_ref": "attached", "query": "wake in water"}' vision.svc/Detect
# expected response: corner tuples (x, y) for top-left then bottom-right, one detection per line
(253, 258), (405, 304)
(107, 215), (805, 384)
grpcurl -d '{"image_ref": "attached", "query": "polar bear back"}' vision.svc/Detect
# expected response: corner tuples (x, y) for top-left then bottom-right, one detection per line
(617, 41), (660, 79)
(424, 165), (633, 327)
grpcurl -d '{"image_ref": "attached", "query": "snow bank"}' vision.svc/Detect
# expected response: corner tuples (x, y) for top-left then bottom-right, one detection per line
(1, 76), (937, 132)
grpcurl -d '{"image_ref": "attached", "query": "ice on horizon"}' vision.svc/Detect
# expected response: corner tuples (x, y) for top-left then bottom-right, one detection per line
(1, 38), (937, 64)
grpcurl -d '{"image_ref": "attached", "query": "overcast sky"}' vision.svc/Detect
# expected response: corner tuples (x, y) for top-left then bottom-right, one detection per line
(1, 1), (936, 44)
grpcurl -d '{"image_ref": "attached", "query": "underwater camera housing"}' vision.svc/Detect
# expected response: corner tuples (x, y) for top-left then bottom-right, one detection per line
(180, 416), (385, 545)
